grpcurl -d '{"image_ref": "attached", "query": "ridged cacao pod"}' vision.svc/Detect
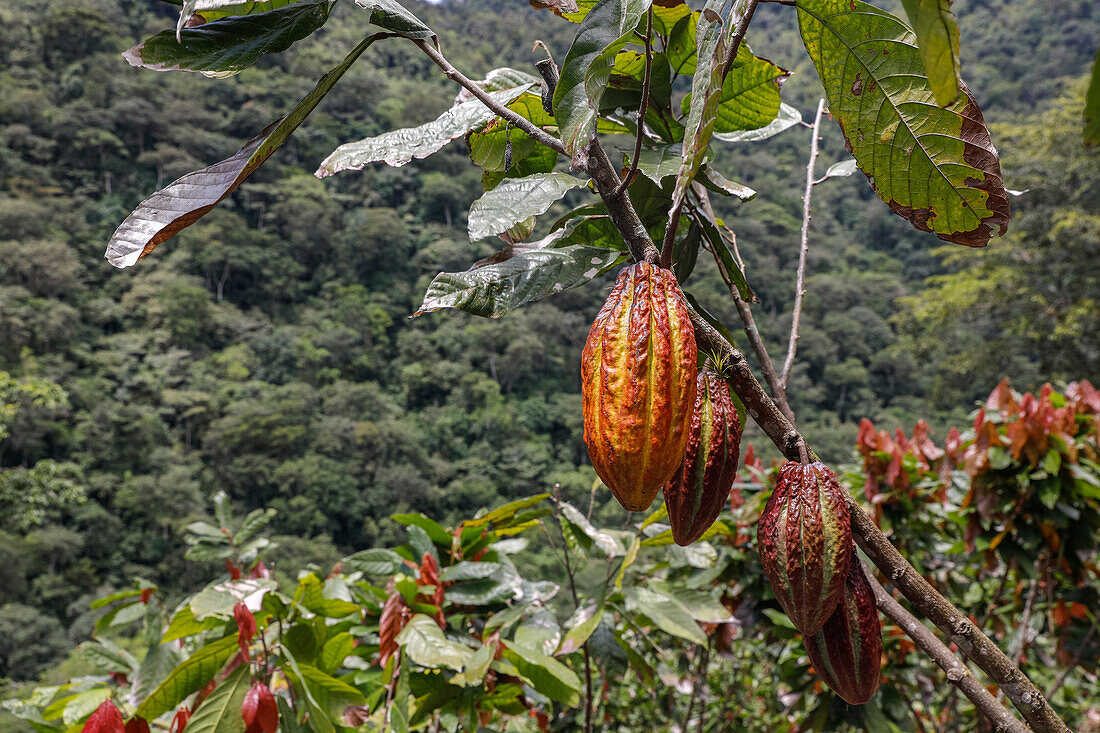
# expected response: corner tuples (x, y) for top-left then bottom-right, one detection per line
(758, 461), (852, 635)
(663, 371), (742, 546)
(582, 262), (697, 511)
(804, 554), (882, 705)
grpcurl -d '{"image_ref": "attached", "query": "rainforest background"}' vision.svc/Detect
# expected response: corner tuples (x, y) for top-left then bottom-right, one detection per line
(0, 0), (1097, 700)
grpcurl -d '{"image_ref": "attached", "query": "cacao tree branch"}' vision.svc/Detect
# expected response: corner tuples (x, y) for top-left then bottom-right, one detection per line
(867, 566), (1030, 733)
(780, 98), (825, 389)
(586, 144), (1069, 732)
(413, 39), (567, 156)
(414, 25), (1070, 733)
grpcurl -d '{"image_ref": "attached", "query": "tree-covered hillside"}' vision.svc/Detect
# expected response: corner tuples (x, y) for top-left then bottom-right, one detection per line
(0, 0), (1096, 684)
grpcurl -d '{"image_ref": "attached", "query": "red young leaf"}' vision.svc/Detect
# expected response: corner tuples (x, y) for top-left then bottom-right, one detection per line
(242, 683), (278, 733)
(124, 718), (150, 733)
(83, 701), (125, 733)
(248, 560), (271, 579)
(233, 602), (256, 657)
(139, 589), (154, 604)
(170, 709), (190, 733)
(226, 559), (242, 580)
(377, 592), (411, 667)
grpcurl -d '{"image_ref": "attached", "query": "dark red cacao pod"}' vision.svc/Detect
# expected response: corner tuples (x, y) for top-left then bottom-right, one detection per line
(663, 371), (742, 546)
(758, 461), (852, 635)
(581, 262), (698, 511)
(804, 554), (882, 705)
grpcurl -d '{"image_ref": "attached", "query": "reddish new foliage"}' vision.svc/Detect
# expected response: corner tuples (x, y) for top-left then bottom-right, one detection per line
(233, 601), (256, 657)
(417, 553), (446, 626)
(169, 709), (190, 733)
(139, 588), (153, 604)
(226, 559), (242, 580)
(82, 701), (124, 733)
(242, 682), (278, 733)
(249, 560), (271, 579)
(377, 592), (412, 667)
(124, 718), (150, 733)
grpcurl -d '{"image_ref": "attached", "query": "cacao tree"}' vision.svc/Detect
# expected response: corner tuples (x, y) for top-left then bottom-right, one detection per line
(4, 0), (1096, 730)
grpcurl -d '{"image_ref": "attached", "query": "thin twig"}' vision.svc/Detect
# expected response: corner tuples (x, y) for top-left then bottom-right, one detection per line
(413, 39), (566, 156)
(552, 494), (594, 733)
(617, 9), (654, 196)
(780, 98), (825, 389)
(692, 188), (796, 423)
(868, 568), (1029, 733)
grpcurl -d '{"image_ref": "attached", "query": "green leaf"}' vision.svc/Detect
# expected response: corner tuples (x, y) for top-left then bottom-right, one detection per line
(558, 501), (623, 556)
(164, 604), (226, 642)
(698, 166), (755, 200)
(177, 1), (304, 34)
(318, 632), (355, 675)
(131, 643), (184, 706)
(650, 583), (733, 622)
(90, 588), (143, 611)
(558, 602), (604, 655)
(296, 665), (367, 717)
(623, 587), (707, 645)
(713, 101), (801, 143)
(449, 644), (494, 687)
(51, 689), (111, 727)
(694, 212), (752, 300)
(278, 647), (334, 733)
(900, 0), (962, 107)
(78, 640), (138, 675)
(413, 226), (621, 319)
(124, 0), (333, 75)
(317, 85), (532, 173)
(501, 641), (581, 705)
(613, 536), (640, 591)
(391, 513), (451, 546)
(343, 548), (407, 576)
(235, 508), (276, 545)
(353, 0), (433, 39)
(679, 45), (787, 133)
(1086, 47), (1100, 146)
(186, 667), (249, 733)
(822, 157), (858, 180)
(671, 0), (757, 216)
(134, 634), (237, 721)
(795, 0), (1010, 247)
(437, 561), (502, 582)
(106, 33), (387, 268)
(468, 173), (587, 241)
(553, 0), (653, 162)
(395, 615), (473, 670)
(462, 494), (550, 529)
(444, 577), (515, 606)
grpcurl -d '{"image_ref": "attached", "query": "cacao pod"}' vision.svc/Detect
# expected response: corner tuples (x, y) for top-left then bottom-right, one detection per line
(582, 262), (697, 511)
(758, 461), (852, 635)
(663, 371), (742, 545)
(804, 553), (882, 705)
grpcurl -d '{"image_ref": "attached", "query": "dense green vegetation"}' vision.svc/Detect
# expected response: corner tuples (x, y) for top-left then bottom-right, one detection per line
(0, 0), (1096, 710)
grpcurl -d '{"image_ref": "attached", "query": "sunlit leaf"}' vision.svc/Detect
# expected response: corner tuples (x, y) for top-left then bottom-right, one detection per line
(679, 45), (787, 133)
(395, 615), (473, 670)
(413, 225), (621, 319)
(318, 86), (531, 172)
(713, 101), (801, 142)
(796, 0), (1010, 246)
(900, 0), (962, 107)
(186, 667), (248, 733)
(353, 0), (433, 38)
(135, 635), (237, 720)
(501, 641), (581, 705)
(468, 172), (587, 241)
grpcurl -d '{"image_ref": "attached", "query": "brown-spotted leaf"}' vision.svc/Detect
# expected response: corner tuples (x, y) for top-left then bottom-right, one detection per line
(796, 0), (1009, 246)
(105, 35), (384, 268)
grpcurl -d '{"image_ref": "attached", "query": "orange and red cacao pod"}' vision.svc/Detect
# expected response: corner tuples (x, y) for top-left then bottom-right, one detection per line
(663, 371), (742, 545)
(804, 553), (882, 705)
(581, 262), (697, 511)
(758, 461), (852, 635)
